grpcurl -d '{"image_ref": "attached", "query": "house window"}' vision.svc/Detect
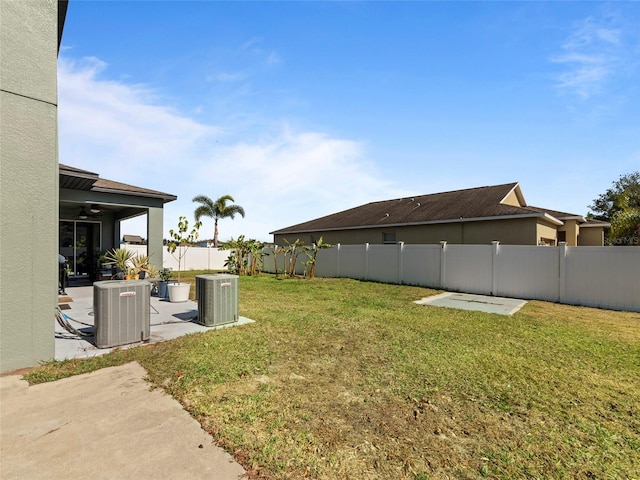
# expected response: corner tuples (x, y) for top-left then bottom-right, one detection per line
(558, 231), (566, 243)
(382, 232), (396, 244)
(539, 237), (556, 246)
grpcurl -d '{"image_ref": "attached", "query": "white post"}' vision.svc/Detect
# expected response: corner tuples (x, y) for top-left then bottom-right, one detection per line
(491, 241), (500, 296)
(439, 241), (447, 290)
(398, 242), (405, 285)
(559, 242), (567, 303)
(364, 243), (370, 281)
(336, 243), (341, 278)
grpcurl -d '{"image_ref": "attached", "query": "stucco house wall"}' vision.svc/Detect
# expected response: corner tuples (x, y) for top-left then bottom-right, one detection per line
(578, 226), (605, 246)
(536, 220), (560, 246)
(274, 217), (554, 247)
(557, 219), (580, 246)
(0, 0), (61, 373)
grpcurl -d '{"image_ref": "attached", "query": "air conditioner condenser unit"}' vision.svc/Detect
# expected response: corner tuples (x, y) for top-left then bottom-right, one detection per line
(196, 274), (239, 327)
(93, 280), (150, 348)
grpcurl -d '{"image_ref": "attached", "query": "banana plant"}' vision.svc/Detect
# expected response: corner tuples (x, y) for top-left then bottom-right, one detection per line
(303, 237), (333, 278)
(283, 238), (305, 277)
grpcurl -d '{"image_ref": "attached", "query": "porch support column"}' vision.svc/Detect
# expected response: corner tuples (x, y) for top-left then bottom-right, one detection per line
(114, 220), (122, 247)
(147, 206), (164, 271)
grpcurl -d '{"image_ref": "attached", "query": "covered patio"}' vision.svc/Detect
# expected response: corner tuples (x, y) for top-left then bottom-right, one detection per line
(56, 165), (257, 362)
(59, 164), (176, 284)
(56, 285), (254, 360)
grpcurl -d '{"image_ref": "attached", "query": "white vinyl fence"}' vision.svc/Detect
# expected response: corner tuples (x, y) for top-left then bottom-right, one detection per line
(263, 242), (640, 312)
(123, 244), (230, 271)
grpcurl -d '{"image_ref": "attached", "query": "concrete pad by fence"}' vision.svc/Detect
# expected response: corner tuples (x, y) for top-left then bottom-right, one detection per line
(0, 362), (245, 480)
(415, 292), (527, 316)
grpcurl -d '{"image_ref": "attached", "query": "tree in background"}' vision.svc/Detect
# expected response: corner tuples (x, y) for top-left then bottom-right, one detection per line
(192, 194), (245, 248)
(589, 171), (640, 245)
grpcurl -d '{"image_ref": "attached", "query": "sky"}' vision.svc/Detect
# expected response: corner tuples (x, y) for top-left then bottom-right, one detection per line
(58, 1), (640, 243)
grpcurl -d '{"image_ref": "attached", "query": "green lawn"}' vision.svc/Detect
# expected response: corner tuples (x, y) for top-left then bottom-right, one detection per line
(28, 274), (640, 479)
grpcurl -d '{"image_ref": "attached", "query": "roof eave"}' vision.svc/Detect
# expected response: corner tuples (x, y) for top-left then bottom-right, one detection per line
(91, 186), (177, 203)
(58, 1), (68, 55)
(581, 222), (611, 228)
(556, 215), (587, 222)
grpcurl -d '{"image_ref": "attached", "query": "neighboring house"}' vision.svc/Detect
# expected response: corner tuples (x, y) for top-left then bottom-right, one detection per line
(59, 164), (176, 281)
(271, 182), (609, 247)
(123, 235), (145, 245)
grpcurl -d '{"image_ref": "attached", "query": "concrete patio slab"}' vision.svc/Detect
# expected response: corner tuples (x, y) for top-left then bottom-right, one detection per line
(415, 292), (527, 316)
(56, 286), (254, 361)
(0, 362), (246, 480)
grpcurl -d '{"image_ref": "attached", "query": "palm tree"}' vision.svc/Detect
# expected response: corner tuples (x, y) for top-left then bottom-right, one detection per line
(192, 194), (245, 248)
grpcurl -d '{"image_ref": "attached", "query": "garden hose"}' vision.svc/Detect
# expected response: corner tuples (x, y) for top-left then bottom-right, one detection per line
(55, 306), (94, 337)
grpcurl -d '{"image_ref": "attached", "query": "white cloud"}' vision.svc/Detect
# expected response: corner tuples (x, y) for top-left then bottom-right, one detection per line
(550, 15), (623, 98)
(192, 126), (396, 239)
(239, 36), (281, 67)
(58, 56), (221, 184)
(206, 71), (246, 83)
(58, 56), (398, 242)
(266, 51), (281, 66)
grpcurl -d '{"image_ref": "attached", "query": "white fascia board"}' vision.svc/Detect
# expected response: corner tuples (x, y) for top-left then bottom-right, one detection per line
(499, 183), (526, 207)
(580, 222), (611, 228)
(554, 215), (586, 222)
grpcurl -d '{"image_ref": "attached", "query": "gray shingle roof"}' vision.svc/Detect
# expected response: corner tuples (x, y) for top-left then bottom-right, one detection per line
(92, 178), (177, 202)
(271, 182), (572, 234)
(59, 163), (176, 202)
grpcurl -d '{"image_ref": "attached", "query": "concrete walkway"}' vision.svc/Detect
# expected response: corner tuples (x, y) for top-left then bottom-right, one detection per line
(0, 362), (246, 480)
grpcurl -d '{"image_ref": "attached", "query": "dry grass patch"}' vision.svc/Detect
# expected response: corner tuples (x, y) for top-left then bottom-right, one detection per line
(27, 275), (640, 479)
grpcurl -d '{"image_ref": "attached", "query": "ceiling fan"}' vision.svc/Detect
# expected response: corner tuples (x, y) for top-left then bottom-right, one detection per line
(78, 204), (103, 219)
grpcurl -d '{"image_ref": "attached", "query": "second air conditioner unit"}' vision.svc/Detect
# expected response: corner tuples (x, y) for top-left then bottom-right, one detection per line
(196, 274), (239, 327)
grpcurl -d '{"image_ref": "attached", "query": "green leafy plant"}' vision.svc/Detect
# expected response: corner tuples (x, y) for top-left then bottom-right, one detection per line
(131, 253), (152, 274)
(303, 237), (333, 278)
(283, 239), (305, 277)
(158, 267), (172, 282)
(102, 248), (135, 274)
(271, 245), (284, 279)
(166, 216), (202, 283)
(220, 236), (265, 275)
(247, 239), (266, 275)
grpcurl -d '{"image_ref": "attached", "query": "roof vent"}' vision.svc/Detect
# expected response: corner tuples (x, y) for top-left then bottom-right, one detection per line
(416, 202), (421, 207)
(385, 213), (389, 217)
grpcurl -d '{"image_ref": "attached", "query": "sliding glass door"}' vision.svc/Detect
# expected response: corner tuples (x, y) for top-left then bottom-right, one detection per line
(59, 221), (101, 281)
